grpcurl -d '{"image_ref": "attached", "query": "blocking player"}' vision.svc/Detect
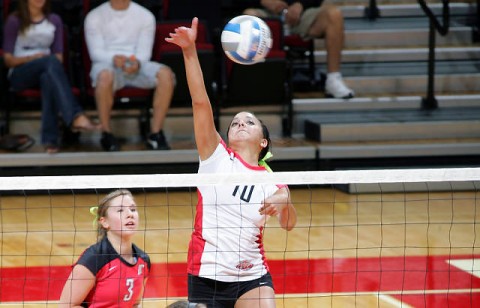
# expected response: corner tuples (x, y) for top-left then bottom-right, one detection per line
(59, 189), (150, 307)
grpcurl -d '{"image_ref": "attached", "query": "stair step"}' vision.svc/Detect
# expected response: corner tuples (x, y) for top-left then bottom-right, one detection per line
(314, 27), (473, 49)
(318, 141), (480, 159)
(290, 73), (479, 97)
(341, 3), (475, 18)
(293, 94), (480, 112)
(341, 73), (480, 95)
(338, 59), (480, 77)
(303, 107), (480, 142)
(312, 46), (480, 63)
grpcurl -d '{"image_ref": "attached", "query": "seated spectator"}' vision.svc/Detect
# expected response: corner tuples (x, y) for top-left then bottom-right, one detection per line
(84, 0), (175, 151)
(244, 0), (354, 99)
(2, 0), (99, 154)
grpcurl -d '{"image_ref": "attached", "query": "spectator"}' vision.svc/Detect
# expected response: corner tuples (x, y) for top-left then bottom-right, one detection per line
(84, 0), (175, 151)
(244, 0), (354, 99)
(2, 0), (99, 154)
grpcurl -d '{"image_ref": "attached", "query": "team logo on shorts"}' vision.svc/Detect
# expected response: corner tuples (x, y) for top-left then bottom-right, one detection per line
(236, 260), (253, 271)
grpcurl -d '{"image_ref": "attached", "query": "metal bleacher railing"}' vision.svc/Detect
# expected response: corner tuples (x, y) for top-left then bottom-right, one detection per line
(418, 0), (450, 110)
(364, 0), (451, 110)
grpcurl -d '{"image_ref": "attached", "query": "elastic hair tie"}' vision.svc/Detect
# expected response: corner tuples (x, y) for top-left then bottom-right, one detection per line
(89, 206), (99, 229)
(258, 151), (273, 173)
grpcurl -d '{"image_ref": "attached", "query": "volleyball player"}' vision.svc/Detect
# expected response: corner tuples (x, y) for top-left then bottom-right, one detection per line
(166, 18), (297, 308)
(59, 189), (150, 307)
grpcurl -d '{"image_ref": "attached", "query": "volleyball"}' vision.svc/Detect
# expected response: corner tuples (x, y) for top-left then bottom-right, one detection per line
(221, 15), (272, 65)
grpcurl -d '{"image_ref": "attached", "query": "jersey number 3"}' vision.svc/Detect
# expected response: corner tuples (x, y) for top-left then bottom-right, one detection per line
(124, 278), (134, 301)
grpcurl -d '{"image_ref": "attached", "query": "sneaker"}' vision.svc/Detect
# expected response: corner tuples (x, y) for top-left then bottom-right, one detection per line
(146, 131), (170, 150)
(0, 134), (35, 152)
(100, 132), (120, 151)
(325, 73), (355, 99)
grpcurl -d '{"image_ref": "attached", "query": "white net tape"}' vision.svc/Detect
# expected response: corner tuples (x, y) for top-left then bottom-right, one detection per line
(1, 167), (479, 190)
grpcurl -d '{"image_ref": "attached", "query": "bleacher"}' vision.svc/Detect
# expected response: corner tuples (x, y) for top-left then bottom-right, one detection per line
(0, 0), (479, 175)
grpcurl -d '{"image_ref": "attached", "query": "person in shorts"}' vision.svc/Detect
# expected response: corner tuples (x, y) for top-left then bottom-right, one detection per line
(84, 0), (175, 151)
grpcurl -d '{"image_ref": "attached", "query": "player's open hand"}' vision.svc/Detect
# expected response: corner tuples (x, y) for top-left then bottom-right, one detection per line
(165, 17), (198, 49)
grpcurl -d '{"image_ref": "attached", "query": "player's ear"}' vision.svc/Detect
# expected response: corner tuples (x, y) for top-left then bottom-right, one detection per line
(260, 138), (268, 148)
(99, 217), (109, 229)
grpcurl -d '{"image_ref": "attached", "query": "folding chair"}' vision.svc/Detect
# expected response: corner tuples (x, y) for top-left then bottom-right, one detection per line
(284, 34), (317, 91)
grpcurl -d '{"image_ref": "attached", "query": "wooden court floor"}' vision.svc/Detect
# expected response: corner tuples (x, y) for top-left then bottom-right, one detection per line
(1, 186), (479, 307)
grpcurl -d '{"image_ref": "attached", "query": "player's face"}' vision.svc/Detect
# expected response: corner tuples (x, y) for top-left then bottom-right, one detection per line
(103, 195), (139, 237)
(228, 112), (265, 143)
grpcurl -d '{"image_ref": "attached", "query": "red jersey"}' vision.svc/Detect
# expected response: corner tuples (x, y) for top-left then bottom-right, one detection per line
(76, 237), (150, 307)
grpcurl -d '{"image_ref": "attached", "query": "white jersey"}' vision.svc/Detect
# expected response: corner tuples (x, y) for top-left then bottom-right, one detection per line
(187, 140), (285, 282)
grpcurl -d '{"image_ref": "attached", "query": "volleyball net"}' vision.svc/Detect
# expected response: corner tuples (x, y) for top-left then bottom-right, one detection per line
(0, 168), (479, 307)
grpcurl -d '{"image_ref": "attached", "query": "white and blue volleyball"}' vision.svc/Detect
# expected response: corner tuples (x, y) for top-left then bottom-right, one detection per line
(221, 15), (272, 65)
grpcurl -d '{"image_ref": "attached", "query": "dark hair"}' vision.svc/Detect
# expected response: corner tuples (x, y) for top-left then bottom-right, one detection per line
(95, 189), (134, 239)
(16, 0), (52, 34)
(226, 112), (271, 162)
(258, 120), (271, 162)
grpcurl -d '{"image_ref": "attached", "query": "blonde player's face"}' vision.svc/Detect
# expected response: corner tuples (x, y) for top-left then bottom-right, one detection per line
(103, 195), (139, 237)
(228, 112), (264, 144)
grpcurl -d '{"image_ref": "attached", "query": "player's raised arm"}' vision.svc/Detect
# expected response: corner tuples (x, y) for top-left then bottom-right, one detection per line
(165, 18), (220, 160)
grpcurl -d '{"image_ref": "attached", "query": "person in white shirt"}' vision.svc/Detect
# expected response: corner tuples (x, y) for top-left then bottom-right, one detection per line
(84, 0), (175, 151)
(166, 17), (297, 308)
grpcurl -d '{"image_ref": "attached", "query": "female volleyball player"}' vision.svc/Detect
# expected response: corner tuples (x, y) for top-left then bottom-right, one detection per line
(166, 17), (297, 308)
(59, 189), (150, 307)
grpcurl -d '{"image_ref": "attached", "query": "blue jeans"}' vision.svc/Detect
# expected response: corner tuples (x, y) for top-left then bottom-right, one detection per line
(9, 55), (83, 146)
